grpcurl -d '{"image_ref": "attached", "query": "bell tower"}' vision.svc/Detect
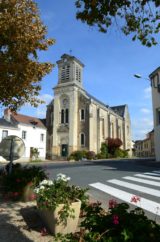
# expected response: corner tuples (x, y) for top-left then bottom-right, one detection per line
(56, 54), (84, 88)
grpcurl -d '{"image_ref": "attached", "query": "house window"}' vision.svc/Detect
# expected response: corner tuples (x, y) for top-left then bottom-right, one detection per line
(2, 130), (8, 139)
(80, 109), (85, 121)
(80, 133), (85, 146)
(40, 134), (44, 142)
(22, 131), (27, 140)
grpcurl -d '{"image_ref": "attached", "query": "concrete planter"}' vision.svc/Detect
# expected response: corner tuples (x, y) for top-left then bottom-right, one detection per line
(37, 200), (81, 235)
(22, 184), (36, 202)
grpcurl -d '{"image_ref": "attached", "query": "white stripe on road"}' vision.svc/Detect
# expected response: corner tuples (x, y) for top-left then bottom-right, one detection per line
(144, 172), (160, 176)
(107, 179), (160, 197)
(135, 174), (160, 180)
(123, 176), (160, 187)
(89, 182), (160, 215)
(153, 170), (160, 174)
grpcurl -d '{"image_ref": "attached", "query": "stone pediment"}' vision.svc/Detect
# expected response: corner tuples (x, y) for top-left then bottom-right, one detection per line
(57, 125), (69, 132)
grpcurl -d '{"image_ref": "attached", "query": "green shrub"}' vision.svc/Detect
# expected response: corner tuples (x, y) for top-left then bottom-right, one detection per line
(0, 163), (48, 200)
(100, 142), (108, 158)
(96, 153), (106, 159)
(68, 150), (84, 161)
(114, 149), (128, 158)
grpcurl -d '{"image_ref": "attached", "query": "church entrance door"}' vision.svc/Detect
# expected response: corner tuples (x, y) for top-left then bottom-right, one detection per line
(61, 144), (68, 157)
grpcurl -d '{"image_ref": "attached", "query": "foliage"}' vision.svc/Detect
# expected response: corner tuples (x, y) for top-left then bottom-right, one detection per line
(86, 151), (96, 160)
(55, 199), (160, 241)
(75, 0), (160, 47)
(0, 0), (55, 110)
(68, 150), (85, 161)
(34, 173), (89, 225)
(114, 148), (128, 158)
(106, 137), (123, 156)
(30, 147), (40, 160)
(0, 163), (47, 200)
(100, 142), (108, 158)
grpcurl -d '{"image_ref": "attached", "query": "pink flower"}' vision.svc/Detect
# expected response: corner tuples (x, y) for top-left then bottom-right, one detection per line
(112, 215), (119, 225)
(130, 195), (141, 203)
(29, 194), (36, 201)
(109, 199), (117, 209)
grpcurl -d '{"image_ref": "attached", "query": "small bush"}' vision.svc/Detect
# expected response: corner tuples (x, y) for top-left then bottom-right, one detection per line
(68, 150), (84, 161)
(100, 142), (108, 158)
(86, 151), (96, 160)
(0, 163), (48, 200)
(114, 149), (128, 158)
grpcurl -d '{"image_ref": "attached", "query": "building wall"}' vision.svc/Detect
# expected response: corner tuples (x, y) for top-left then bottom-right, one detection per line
(134, 130), (155, 157)
(150, 69), (160, 161)
(46, 54), (132, 159)
(0, 124), (46, 162)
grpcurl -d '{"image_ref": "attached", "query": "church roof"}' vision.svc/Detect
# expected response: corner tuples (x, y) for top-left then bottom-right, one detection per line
(86, 92), (109, 108)
(110, 105), (126, 117)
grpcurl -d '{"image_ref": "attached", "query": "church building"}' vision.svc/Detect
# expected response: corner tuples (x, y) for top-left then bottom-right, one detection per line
(46, 54), (132, 159)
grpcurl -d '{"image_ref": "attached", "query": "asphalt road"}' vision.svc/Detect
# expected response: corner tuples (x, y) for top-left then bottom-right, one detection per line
(42, 159), (160, 222)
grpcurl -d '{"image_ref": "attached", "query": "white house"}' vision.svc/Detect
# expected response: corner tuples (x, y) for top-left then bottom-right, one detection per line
(149, 67), (160, 161)
(0, 109), (47, 162)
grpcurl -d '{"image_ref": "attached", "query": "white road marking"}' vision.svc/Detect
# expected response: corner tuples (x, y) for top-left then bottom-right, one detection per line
(107, 179), (160, 197)
(144, 172), (160, 176)
(135, 174), (160, 180)
(153, 170), (160, 174)
(89, 182), (160, 215)
(123, 176), (160, 187)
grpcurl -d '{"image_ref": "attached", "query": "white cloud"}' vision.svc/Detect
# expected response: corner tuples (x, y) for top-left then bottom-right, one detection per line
(39, 94), (53, 104)
(140, 108), (151, 114)
(132, 117), (153, 140)
(144, 87), (151, 99)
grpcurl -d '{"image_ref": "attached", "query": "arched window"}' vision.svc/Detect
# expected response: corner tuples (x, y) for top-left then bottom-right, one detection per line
(80, 133), (85, 146)
(61, 109), (64, 123)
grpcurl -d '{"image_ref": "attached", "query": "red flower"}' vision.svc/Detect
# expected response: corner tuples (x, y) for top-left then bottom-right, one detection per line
(112, 215), (119, 225)
(40, 227), (48, 236)
(130, 195), (141, 203)
(109, 199), (117, 209)
(13, 192), (19, 197)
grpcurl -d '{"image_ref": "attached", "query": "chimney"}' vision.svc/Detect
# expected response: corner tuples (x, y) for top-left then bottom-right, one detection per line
(4, 108), (12, 122)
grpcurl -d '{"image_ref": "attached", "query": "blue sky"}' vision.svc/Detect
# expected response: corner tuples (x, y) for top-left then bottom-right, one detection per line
(18, 0), (160, 140)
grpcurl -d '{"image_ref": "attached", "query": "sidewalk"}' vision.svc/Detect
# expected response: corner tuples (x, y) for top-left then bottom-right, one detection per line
(0, 197), (53, 242)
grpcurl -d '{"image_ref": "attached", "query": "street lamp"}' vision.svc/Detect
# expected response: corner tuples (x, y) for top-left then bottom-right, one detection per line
(134, 73), (160, 92)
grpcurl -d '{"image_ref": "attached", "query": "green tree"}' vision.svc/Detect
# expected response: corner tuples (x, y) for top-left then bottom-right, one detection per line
(0, 0), (55, 110)
(75, 0), (160, 47)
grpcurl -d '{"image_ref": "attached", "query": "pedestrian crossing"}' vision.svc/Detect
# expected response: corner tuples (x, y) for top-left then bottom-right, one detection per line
(89, 170), (160, 216)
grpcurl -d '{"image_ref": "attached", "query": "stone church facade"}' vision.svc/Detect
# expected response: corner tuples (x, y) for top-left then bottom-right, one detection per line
(46, 54), (132, 159)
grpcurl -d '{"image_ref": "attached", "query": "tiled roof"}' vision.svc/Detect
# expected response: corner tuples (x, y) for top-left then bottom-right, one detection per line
(11, 113), (46, 129)
(0, 118), (17, 129)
